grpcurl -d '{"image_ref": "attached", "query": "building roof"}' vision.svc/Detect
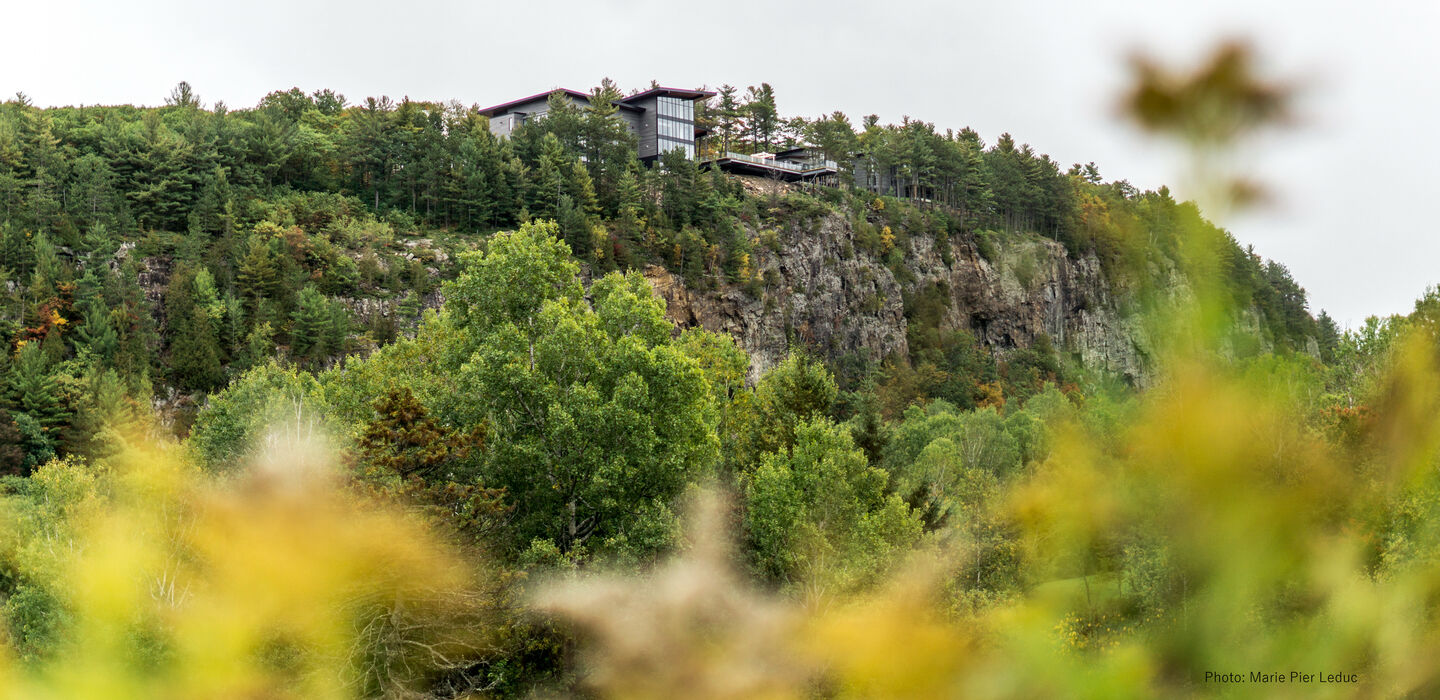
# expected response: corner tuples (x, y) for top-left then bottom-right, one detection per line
(618, 87), (717, 103)
(477, 88), (643, 117)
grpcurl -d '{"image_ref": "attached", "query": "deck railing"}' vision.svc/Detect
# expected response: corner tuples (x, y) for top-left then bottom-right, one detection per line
(713, 152), (839, 173)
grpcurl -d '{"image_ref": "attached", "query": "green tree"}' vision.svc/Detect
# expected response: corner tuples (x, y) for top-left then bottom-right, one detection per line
(905, 436), (1020, 592)
(885, 402), (1023, 485)
(527, 134), (567, 219)
(0, 410), (30, 475)
(290, 285), (338, 369)
(580, 79), (639, 213)
(73, 297), (118, 364)
(236, 234), (280, 310)
(166, 264), (225, 391)
(442, 220), (718, 560)
(170, 304), (225, 391)
(745, 418), (921, 596)
(355, 387), (510, 547)
(739, 351), (838, 466)
(8, 342), (71, 458)
(186, 361), (331, 471)
(806, 111), (858, 175)
(743, 83), (779, 151)
(714, 84), (742, 153)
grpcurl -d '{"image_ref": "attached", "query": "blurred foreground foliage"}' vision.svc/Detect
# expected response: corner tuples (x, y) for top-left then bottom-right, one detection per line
(0, 438), (513, 698)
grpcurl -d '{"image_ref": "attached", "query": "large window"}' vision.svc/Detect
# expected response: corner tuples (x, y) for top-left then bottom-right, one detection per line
(658, 118), (693, 139)
(658, 141), (695, 159)
(656, 96), (695, 159)
(656, 96), (694, 121)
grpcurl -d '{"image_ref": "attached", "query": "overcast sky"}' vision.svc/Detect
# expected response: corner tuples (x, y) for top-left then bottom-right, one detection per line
(5, 0), (1436, 327)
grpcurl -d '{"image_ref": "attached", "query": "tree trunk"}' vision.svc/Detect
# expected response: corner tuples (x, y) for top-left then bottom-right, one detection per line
(568, 498), (577, 545)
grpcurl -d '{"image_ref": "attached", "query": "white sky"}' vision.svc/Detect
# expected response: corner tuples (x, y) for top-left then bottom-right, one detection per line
(5, 0), (1436, 327)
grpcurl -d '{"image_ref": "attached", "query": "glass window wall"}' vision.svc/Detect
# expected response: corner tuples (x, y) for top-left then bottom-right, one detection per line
(658, 140), (695, 159)
(657, 96), (694, 121)
(657, 118), (694, 140)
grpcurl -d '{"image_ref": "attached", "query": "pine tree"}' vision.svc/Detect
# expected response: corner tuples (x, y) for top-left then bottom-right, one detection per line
(326, 298), (351, 359)
(114, 256), (159, 385)
(715, 84), (741, 154)
(1316, 310), (1341, 362)
(581, 78), (639, 212)
(74, 298), (118, 363)
(0, 224), (35, 281)
(8, 342), (70, 443)
(743, 83), (779, 151)
(290, 285), (332, 369)
(567, 160), (600, 218)
(29, 230), (62, 302)
(170, 304), (225, 391)
(0, 411), (25, 476)
(358, 387), (481, 479)
(237, 321), (275, 370)
(191, 164), (235, 236)
(614, 165), (646, 256)
(355, 387), (506, 542)
(236, 235), (280, 308)
(528, 134), (568, 219)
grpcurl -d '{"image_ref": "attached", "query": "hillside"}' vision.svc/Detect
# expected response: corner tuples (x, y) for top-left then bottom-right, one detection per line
(0, 83), (1323, 439)
(2, 78), (1405, 699)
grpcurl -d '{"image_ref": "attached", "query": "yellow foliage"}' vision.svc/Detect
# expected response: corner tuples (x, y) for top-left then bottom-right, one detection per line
(592, 224), (610, 261)
(0, 432), (493, 699)
(977, 380), (1005, 410)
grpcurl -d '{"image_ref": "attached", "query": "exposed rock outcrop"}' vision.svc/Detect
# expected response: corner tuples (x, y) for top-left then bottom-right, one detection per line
(646, 209), (1152, 386)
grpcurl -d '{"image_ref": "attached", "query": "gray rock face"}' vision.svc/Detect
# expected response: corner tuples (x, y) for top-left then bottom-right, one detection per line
(646, 210), (1151, 386)
(646, 212), (908, 383)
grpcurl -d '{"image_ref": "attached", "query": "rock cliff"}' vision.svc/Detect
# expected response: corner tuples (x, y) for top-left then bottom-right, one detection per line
(645, 209), (1152, 386)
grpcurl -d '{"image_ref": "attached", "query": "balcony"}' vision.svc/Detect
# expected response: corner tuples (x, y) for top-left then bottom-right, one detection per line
(705, 151), (839, 180)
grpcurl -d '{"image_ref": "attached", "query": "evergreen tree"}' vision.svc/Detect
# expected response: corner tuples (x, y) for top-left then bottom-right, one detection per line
(358, 387), (480, 479)
(743, 83), (779, 151)
(114, 255), (159, 385)
(166, 263), (225, 391)
(170, 304), (225, 391)
(8, 342), (70, 444)
(290, 285), (334, 369)
(237, 235), (280, 309)
(528, 134), (567, 219)
(714, 84), (741, 153)
(237, 320), (276, 370)
(566, 159), (599, 218)
(1316, 310), (1341, 362)
(73, 297), (118, 364)
(0, 410), (25, 476)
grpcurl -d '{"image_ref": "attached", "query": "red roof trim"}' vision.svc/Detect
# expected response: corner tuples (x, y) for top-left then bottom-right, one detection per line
(478, 88), (642, 116)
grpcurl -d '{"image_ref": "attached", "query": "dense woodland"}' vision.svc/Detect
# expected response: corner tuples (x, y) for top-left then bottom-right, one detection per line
(0, 81), (1326, 453)
(0, 78), (1420, 698)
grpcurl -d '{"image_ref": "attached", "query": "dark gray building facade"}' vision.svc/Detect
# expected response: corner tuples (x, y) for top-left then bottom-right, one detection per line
(478, 87), (713, 161)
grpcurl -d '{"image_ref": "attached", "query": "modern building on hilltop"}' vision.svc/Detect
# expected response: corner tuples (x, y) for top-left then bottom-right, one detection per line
(479, 85), (838, 183)
(478, 87), (714, 161)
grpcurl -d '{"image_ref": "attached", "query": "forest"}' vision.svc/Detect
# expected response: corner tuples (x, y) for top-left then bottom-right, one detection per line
(0, 52), (1434, 699)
